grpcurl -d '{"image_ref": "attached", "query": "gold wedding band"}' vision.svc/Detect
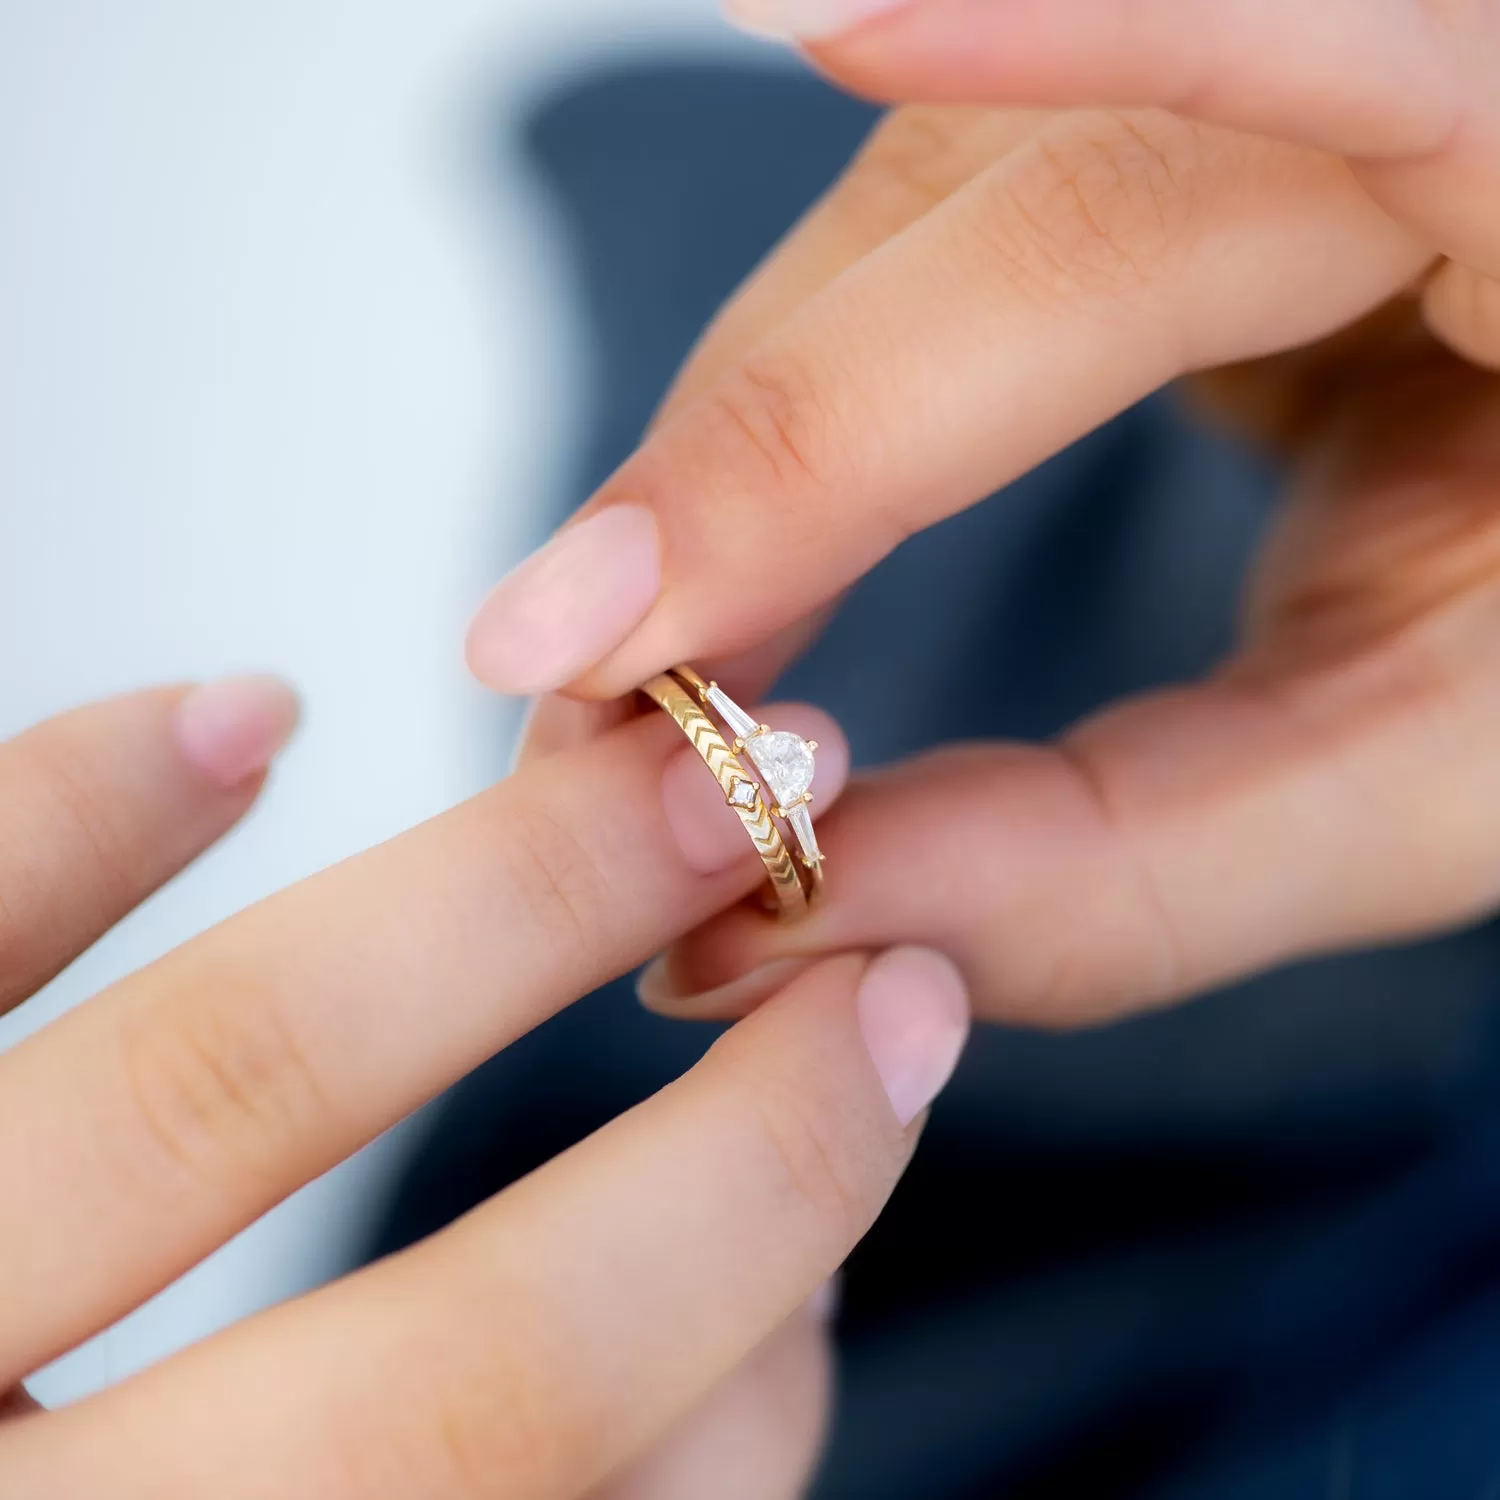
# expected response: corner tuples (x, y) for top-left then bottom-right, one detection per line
(644, 666), (826, 918)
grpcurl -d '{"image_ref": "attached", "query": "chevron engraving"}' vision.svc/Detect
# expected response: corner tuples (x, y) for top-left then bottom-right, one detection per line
(644, 674), (809, 917)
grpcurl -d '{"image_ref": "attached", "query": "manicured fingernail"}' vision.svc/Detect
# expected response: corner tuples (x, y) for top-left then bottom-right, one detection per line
(175, 675), (301, 790)
(725, 0), (909, 40)
(856, 948), (969, 1127)
(638, 955), (810, 1017)
(465, 505), (661, 696)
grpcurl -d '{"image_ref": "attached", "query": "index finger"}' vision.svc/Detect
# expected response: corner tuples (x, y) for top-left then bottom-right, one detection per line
(467, 112), (1423, 702)
(0, 951), (969, 1500)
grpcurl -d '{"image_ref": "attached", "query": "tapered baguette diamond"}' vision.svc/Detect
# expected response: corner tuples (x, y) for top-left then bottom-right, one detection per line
(787, 802), (822, 866)
(705, 684), (759, 740)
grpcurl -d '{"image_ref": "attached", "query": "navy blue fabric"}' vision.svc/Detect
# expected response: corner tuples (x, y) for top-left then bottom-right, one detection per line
(368, 60), (1500, 1498)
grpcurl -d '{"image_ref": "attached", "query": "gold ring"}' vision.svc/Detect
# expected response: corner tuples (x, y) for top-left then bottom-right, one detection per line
(643, 665), (826, 917)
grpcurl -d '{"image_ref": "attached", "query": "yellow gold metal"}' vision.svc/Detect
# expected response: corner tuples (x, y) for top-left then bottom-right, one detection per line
(643, 672), (809, 919)
(667, 664), (825, 908)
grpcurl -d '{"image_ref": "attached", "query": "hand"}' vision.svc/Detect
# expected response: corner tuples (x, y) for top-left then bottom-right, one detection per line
(465, 6), (1500, 1028)
(0, 679), (970, 1498)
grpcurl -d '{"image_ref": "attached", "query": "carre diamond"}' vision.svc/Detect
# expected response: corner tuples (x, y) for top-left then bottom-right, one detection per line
(727, 776), (759, 810)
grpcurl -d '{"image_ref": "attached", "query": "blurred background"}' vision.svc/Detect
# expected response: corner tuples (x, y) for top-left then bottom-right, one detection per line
(0, 0), (753, 1405)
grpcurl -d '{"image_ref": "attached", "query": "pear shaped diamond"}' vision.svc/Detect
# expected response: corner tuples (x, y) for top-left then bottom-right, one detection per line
(747, 731), (816, 810)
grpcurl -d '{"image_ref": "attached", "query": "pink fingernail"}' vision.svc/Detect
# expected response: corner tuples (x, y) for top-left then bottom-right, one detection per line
(724, 0), (910, 40)
(465, 506), (661, 696)
(175, 676), (301, 790)
(856, 948), (969, 1127)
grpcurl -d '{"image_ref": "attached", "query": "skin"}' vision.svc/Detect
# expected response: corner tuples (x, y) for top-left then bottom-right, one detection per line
(494, 2), (1500, 1030)
(0, 683), (974, 1498)
(14, 4), (1500, 1490)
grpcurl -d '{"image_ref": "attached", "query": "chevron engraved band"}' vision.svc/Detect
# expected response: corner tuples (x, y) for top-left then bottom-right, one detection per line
(669, 666), (827, 905)
(643, 671), (812, 919)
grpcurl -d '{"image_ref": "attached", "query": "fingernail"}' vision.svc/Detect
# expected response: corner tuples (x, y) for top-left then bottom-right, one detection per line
(465, 505), (661, 696)
(725, 0), (909, 40)
(175, 675), (301, 790)
(856, 948), (969, 1127)
(638, 954), (810, 1017)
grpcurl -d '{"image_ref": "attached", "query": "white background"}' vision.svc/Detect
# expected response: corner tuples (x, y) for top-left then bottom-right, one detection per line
(0, 0), (762, 1403)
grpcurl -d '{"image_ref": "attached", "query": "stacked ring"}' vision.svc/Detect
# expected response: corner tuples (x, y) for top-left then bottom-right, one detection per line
(643, 666), (827, 918)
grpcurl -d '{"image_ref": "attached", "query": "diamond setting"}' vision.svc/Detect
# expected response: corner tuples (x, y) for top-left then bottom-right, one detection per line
(696, 677), (824, 878)
(746, 731), (816, 810)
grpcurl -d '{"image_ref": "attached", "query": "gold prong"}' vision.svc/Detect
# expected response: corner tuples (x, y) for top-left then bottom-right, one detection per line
(806, 740), (819, 752)
(756, 724), (770, 737)
(733, 737), (746, 752)
(803, 793), (814, 805)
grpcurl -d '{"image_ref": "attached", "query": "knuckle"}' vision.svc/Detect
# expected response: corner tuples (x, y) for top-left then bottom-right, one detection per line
(979, 112), (1199, 304)
(1038, 735), (1189, 1023)
(848, 107), (997, 226)
(501, 799), (611, 958)
(0, 735), (166, 1007)
(413, 1292), (587, 1498)
(118, 982), (325, 1188)
(703, 347), (841, 496)
(747, 1073), (870, 1246)
(21, 741), (143, 912)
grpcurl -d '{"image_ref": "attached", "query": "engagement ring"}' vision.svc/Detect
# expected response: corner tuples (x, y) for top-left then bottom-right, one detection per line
(644, 665), (825, 917)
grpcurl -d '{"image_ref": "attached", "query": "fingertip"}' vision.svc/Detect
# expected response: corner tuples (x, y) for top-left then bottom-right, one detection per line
(855, 946), (970, 1127)
(173, 675), (301, 792)
(464, 506), (662, 697)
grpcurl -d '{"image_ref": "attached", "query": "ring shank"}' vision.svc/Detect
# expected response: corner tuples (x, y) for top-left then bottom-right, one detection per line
(671, 666), (826, 904)
(643, 672), (810, 919)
